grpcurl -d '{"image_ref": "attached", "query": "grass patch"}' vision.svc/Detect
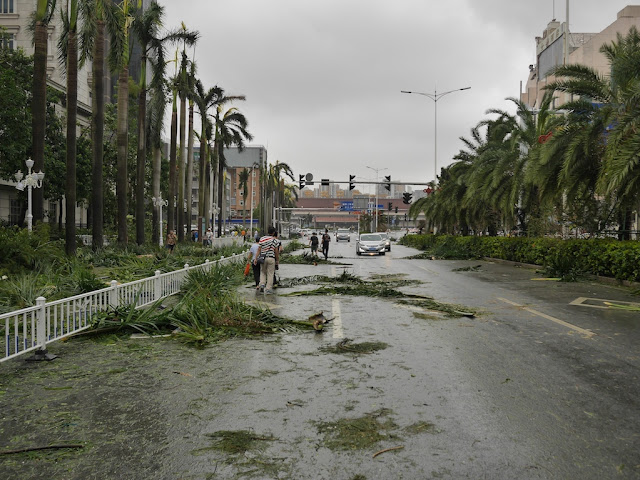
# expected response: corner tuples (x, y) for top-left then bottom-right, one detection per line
(314, 408), (397, 451)
(320, 338), (388, 355)
(404, 421), (436, 434)
(201, 430), (274, 455)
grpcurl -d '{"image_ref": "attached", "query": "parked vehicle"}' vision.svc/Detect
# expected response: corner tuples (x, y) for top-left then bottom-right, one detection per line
(356, 233), (386, 256)
(377, 232), (391, 251)
(336, 229), (351, 242)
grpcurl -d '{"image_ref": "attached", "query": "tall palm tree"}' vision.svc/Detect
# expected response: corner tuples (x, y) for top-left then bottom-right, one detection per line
(86, 0), (123, 250)
(176, 50), (189, 241)
(58, 0), (80, 254)
(31, 0), (57, 224)
(114, 0), (136, 245)
(131, 5), (198, 244)
(544, 26), (640, 237)
(185, 60), (197, 240)
(192, 80), (219, 240)
(238, 167), (249, 228)
(213, 104), (253, 237)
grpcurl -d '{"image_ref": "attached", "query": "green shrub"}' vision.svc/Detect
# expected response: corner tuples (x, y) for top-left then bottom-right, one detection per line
(400, 234), (640, 282)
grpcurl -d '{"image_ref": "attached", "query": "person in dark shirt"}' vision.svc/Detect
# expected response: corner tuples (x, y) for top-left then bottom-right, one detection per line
(309, 232), (319, 256)
(321, 229), (331, 260)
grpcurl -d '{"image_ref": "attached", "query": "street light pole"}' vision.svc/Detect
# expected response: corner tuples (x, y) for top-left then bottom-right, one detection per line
(401, 87), (471, 181)
(249, 162), (258, 240)
(152, 196), (168, 246)
(14, 158), (45, 232)
(365, 165), (388, 232)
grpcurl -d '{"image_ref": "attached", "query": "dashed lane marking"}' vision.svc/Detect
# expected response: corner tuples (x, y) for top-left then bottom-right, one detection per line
(498, 297), (595, 338)
(332, 298), (344, 339)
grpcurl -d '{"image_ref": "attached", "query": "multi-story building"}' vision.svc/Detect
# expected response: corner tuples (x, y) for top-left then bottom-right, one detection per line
(223, 145), (266, 224)
(521, 5), (640, 109)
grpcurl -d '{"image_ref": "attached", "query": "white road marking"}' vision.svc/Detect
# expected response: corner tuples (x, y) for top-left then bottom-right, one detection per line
(414, 264), (439, 275)
(332, 298), (343, 339)
(498, 297), (595, 337)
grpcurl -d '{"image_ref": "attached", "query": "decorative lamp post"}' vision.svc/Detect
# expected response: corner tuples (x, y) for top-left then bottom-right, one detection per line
(401, 87), (471, 181)
(152, 196), (168, 246)
(14, 158), (45, 232)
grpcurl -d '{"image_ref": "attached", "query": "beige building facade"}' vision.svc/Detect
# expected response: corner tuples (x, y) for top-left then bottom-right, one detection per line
(521, 5), (640, 109)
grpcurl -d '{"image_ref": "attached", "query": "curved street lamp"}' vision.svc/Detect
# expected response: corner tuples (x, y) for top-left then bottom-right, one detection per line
(15, 158), (45, 231)
(365, 166), (388, 232)
(401, 87), (471, 181)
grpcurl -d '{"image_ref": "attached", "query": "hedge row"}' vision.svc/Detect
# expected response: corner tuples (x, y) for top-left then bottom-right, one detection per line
(399, 234), (640, 282)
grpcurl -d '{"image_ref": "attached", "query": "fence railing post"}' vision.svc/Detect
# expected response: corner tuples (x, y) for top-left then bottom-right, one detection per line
(154, 270), (161, 301)
(27, 296), (56, 361)
(110, 280), (119, 308)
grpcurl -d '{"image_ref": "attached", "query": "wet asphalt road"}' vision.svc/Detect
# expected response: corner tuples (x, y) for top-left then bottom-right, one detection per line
(1, 237), (639, 479)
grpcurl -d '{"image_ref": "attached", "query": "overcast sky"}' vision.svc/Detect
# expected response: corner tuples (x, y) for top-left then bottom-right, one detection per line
(160, 0), (634, 190)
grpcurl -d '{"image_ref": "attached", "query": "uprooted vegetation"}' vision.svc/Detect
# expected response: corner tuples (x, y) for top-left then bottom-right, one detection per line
(319, 338), (389, 355)
(279, 271), (477, 318)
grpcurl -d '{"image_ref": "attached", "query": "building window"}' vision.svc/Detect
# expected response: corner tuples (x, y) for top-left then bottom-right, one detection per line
(239, 191), (243, 196)
(1, 33), (14, 50)
(48, 200), (57, 222)
(252, 191), (256, 197)
(239, 200), (244, 206)
(9, 198), (21, 225)
(0, 0), (14, 14)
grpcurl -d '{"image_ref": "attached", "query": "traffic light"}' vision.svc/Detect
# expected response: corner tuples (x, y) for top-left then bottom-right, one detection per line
(402, 192), (413, 204)
(384, 175), (391, 191)
(299, 174), (305, 190)
(349, 175), (356, 191)
(395, 206), (398, 213)
(388, 202), (392, 211)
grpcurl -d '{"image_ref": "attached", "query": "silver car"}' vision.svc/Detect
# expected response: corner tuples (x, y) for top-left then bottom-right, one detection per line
(336, 229), (351, 242)
(377, 232), (391, 251)
(356, 233), (386, 256)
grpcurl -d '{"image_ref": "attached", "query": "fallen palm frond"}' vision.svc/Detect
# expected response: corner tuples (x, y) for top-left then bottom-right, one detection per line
(279, 252), (345, 265)
(320, 338), (388, 354)
(314, 409), (397, 451)
(452, 265), (482, 272)
(604, 301), (640, 312)
(202, 430), (274, 454)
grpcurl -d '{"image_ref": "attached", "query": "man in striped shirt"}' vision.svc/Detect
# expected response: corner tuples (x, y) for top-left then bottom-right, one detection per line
(255, 226), (280, 294)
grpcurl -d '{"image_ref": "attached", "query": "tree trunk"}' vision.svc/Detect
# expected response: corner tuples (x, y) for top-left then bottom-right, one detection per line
(91, 20), (105, 250)
(135, 57), (147, 245)
(32, 21), (47, 224)
(116, 65), (129, 245)
(185, 99), (195, 241)
(177, 91), (186, 241)
(216, 143), (224, 237)
(197, 136), (206, 241)
(65, 29), (78, 255)
(167, 97), (178, 235)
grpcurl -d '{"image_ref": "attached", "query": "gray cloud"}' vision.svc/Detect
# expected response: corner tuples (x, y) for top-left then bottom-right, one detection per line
(161, 0), (633, 186)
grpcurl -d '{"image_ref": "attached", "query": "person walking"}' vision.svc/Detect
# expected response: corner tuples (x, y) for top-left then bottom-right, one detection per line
(255, 226), (280, 294)
(309, 232), (319, 257)
(321, 229), (331, 260)
(249, 238), (261, 289)
(166, 230), (177, 254)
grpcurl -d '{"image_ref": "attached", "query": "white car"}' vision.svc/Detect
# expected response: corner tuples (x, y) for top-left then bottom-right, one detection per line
(336, 229), (351, 242)
(377, 232), (391, 251)
(356, 233), (386, 256)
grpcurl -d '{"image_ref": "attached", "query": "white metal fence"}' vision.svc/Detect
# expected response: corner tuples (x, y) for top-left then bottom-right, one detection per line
(1, 252), (247, 363)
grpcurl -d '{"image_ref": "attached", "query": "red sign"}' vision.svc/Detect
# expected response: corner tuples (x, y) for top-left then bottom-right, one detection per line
(423, 187), (433, 194)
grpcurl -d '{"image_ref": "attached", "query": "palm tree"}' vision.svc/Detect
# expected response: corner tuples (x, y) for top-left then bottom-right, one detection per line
(31, 0), (57, 224)
(114, 0), (136, 245)
(213, 102), (252, 237)
(192, 80), (218, 240)
(544, 26), (640, 237)
(58, 0), (81, 254)
(85, 0), (122, 249)
(131, 6), (198, 244)
(185, 61), (197, 240)
(176, 50), (189, 241)
(238, 167), (249, 228)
